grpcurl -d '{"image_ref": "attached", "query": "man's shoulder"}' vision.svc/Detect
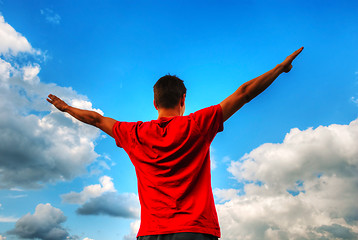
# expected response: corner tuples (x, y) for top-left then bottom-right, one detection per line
(190, 104), (222, 117)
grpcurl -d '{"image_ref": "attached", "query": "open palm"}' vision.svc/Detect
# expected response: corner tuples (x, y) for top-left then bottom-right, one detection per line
(47, 94), (69, 112)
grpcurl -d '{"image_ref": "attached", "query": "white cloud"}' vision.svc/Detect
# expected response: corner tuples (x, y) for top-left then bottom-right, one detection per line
(40, 8), (61, 25)
(6, 194), (27, 199)
(83, 238), (94, 240)
(71, 99), (104, 115)
(0, 215), (18, 223)
(61, 176), (116, 204)
(88, 154), (113, 176)
(0, 14), (104, 189)
(0, 15), (33, 55)
(62, 176), (140, 219)
(8, 203), (69, 240)
(214, 188), (240, 203)
(216, 119), (358, 239)
(0, 58), (11, 75)
(22, 64), (40, 84)
(9, 188), (24, 191)
(123, 220), (140, 240)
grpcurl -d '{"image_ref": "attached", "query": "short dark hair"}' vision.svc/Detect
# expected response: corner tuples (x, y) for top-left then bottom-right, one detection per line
(153, 74), (187, 109)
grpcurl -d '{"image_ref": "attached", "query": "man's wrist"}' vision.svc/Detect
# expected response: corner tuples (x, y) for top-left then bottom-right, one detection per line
(63, 105), (70, 112)
(276, 64), (285, 73)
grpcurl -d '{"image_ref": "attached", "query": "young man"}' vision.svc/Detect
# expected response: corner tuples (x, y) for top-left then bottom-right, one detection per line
(47, 47), (303, 240)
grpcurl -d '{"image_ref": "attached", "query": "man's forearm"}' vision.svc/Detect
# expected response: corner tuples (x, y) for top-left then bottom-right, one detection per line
(221, 64), (285, 121)
(47, 94), (116, 137)
(220, 47), (304, 122)
(240, 63), (284, 102)
(65, 106), (102, 127)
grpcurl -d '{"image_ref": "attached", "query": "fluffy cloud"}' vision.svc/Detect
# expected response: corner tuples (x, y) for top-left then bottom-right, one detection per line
(8, 203), (69, 240)
(61, 176), (115, 204)
(216, 119), (358, 239)
(0, 16), (33, 55)
(77, 192), (139, 218)
(22, 64), (40, 84)
(0, 58), (12, 84)
(62, 176), (140, 219)
(123, 220), (140, 240)
(0, 14), (104, 189)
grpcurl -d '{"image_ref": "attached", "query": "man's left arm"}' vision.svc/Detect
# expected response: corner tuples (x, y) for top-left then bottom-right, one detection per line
(47, 94), (117, 138)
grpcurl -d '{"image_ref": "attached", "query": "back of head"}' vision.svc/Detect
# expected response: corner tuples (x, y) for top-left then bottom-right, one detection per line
(153, 74), (187, 109)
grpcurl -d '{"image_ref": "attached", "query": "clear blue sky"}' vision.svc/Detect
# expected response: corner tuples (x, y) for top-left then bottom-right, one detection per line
(0, 1), (357, 239)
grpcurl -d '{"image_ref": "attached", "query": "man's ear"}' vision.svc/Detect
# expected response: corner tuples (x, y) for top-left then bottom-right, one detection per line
(180, 94), (186, 107)
(154, 100), (158, 110)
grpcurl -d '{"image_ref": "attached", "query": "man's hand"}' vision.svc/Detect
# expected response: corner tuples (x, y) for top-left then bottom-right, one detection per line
(47, 94), (69, 112)
(280, 47), (304, 73)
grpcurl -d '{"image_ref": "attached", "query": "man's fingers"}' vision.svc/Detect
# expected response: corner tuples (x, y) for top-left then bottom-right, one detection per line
(292, 46), (304, 58)
(296, 46), (304, 52)
(286, 46), (304, 63)
(47, 94), (61, 105)
(47, 94), (61, 103)
(47, 94), (54, 101)
(48, 94), (59, 100)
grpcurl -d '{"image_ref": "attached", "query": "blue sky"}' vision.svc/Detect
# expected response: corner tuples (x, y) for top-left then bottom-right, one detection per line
(0, 0), (358, 239)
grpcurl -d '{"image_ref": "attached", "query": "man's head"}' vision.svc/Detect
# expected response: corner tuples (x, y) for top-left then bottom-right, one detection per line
(153, 74), (187, 112)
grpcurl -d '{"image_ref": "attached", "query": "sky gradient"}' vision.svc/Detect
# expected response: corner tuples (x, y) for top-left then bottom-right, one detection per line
(0, 0), (358, 239)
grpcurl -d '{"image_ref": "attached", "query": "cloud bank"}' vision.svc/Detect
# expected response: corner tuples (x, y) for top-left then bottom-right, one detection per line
(62, 176), (140, 219)
(0, 14), (104, 189)
(216, 119), (358, 239)
(8, 203), (69, 240)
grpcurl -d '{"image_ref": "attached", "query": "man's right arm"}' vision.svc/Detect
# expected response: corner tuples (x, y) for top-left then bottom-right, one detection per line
(220, 47), (303, 122)
(47, 94), (117, 138)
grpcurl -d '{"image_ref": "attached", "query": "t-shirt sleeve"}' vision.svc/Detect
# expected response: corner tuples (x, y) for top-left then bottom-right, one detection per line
(112, 121), (136, 149)
(191, 104), (224, 142)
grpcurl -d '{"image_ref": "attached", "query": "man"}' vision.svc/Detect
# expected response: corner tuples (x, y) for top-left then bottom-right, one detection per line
(47, 47), (303, 240)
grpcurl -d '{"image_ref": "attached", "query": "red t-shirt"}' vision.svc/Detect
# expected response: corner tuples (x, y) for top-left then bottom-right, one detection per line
(112, 104), (223, 237)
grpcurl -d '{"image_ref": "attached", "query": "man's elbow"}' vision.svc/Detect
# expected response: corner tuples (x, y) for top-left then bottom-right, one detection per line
(237, 85), (253, 104)
(91, 112), (103, 128)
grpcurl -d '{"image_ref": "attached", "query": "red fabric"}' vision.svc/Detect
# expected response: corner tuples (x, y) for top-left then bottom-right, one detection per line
(113, 104), (223, 237)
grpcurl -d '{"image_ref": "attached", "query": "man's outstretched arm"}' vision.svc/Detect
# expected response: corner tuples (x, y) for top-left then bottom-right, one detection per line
(47, 94), (117, 138)
(220, 47), (304, 122)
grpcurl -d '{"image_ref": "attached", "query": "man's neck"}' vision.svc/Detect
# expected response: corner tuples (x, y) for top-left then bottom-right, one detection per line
(157, 107), (181, 119)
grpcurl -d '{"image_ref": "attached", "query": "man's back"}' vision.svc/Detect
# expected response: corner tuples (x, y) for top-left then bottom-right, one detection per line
(113, 104), (223, 237)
